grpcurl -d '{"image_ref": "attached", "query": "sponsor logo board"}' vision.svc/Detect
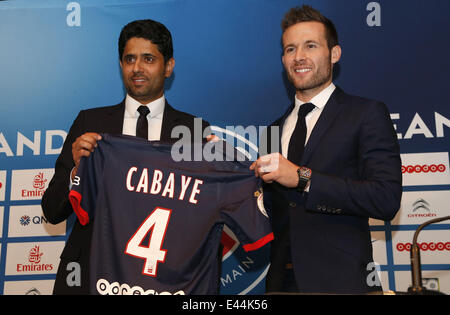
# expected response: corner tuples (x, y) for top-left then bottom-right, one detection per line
(3, 280), (55, 295)
(392, 230), (450, 265)
(393, 191), (450, 225)
(5, 242), (64, 276)
(10, 169), (54, 201)
(401, 152), (450, 186)
(8, 205), (65, 237)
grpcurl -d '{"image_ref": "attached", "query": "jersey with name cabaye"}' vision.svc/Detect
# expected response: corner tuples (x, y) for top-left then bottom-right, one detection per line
(69, 134), (273, 295)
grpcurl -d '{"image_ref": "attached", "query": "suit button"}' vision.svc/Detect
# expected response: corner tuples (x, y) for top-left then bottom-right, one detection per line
(289, 202), (297, 208)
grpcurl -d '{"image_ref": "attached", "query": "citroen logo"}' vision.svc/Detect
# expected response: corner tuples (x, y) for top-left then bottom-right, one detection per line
(412, 198), (431, 212)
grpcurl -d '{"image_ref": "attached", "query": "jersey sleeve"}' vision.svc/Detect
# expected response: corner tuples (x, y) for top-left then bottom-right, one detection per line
(220, 174), (274, 252)
(68, 138), (106, 225)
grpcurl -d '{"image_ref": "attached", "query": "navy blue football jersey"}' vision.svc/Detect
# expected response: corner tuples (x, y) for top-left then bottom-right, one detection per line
(69, 134), (273, 295)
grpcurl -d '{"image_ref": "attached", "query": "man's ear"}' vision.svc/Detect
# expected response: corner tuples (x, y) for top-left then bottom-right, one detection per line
(331, 45), (342, 64)
(164, 58), (175, 78)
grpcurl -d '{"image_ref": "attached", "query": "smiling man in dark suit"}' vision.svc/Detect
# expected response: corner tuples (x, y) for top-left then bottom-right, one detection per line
(251, 6), (402, 294)
(42, 19), (209, 294)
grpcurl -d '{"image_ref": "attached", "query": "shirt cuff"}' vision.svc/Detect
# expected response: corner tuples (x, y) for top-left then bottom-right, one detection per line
(69, 167), (75, 190)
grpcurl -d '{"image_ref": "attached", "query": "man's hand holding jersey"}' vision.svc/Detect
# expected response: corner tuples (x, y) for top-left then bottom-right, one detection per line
(250, 153), (300, 188)
(71, 132), (102, 181)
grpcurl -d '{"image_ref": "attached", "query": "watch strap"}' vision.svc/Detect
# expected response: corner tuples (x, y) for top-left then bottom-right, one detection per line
(296, 166), (311, 192)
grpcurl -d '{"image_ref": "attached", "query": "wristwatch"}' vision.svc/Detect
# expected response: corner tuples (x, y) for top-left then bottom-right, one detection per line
(296, 166), (312, 192)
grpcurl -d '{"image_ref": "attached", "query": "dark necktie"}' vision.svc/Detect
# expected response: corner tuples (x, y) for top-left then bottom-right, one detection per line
(136, 105), (150, 139)
(287, 102), (315, 165)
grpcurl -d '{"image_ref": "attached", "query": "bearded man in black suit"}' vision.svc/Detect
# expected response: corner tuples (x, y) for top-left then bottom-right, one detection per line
(251, 6), (402, 294)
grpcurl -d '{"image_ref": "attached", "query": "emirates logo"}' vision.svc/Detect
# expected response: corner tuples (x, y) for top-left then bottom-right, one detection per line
(21, 172), (48, 198)
(32, 173), (47, 190)
(28, 246), (44, 264)
(16, 245), (54, 273)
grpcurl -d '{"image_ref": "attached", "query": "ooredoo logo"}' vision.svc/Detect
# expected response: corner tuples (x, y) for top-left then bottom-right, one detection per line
(401, 152), (450, 186)
(402, 164), (446, 174)
(396, 242), (450, 252)
(96, 278), (185, 295)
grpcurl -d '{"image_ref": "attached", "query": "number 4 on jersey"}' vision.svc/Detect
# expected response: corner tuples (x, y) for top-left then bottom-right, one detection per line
(124, 207), (172, 277)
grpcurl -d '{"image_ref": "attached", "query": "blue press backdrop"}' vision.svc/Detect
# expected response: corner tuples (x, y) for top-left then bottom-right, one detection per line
(1, 0), (449, 294)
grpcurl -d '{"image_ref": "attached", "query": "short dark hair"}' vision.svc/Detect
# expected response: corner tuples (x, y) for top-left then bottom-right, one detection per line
(281, 5), (339, 49)
(118, 19), (173, 63)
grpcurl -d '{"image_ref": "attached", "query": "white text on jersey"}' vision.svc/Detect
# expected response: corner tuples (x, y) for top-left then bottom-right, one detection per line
(126, 167), (203, 204)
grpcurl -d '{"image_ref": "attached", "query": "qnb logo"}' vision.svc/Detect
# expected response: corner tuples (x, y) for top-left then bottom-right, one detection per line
(19, 215), (48, 226)
(396, 242), (450, 252)
(20, 215), (31, 226)
(402, 164), (446, 174)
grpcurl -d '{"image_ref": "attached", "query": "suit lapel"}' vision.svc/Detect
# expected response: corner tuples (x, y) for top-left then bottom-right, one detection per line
(105, 100), (126, 134)
(160, 101), (183, 142)
(301, 87), (345, 165)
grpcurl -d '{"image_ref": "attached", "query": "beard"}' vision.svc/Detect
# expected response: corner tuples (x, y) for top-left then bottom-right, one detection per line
(123, 75), (165, 104)
(287, 60), (333, 93)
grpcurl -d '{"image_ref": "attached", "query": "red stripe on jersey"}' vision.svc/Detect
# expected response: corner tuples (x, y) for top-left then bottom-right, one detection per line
(69, 190), (90, 225)
(242, 232), (274, 252)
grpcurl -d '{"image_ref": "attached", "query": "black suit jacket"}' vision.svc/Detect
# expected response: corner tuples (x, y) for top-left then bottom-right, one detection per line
(264, 87), (402, 294)
(42, 100), (209, 294)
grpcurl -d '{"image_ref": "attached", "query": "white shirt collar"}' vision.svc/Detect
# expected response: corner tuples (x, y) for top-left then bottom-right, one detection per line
(124, 94), (165, 119)
(294, 82), (336, 109)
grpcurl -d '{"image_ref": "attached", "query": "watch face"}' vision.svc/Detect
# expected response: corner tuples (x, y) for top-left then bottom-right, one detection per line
(299, 167), (311, 178)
